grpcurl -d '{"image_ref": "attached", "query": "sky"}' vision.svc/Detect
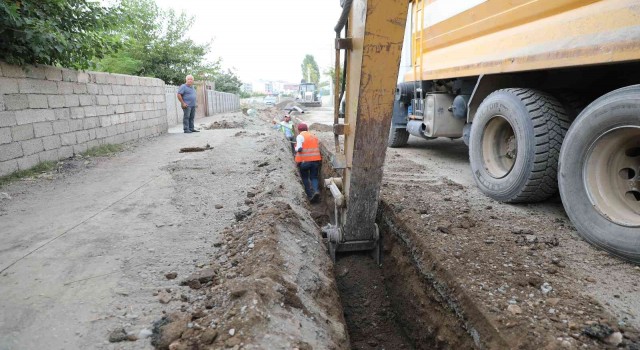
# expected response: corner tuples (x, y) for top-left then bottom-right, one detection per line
(153, 0), (343, 84)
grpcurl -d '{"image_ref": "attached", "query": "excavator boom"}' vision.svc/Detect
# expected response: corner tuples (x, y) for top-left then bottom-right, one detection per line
(326, 0), (408, 261)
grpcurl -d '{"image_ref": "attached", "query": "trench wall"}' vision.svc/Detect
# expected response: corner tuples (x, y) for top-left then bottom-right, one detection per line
(0, 61), (240, 177)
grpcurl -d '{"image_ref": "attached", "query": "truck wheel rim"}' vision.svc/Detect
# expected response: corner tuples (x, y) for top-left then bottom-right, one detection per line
(584, 125), (640, 227)
(481, 115), (517, 179)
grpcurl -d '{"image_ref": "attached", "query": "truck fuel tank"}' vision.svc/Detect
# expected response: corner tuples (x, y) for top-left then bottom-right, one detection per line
(421, 93), (465, 138)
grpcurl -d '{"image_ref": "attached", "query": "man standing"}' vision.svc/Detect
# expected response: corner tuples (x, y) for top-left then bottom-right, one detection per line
(177, 75), (199, 133)
(294, 123), (322, 203)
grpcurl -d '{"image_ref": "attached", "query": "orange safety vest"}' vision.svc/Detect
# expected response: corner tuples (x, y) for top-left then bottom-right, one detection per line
(295, 131), (322, 163)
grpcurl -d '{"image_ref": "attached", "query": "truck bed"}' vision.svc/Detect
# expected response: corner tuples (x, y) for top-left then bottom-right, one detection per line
(405, 0), (640, 81)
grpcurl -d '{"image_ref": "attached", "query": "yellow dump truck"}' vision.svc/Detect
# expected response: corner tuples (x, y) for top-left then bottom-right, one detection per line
(383, 0), (640, 262)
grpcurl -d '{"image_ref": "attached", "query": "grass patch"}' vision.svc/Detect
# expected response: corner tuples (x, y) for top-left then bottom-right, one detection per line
(81, 143), (124, 157)
(0, 161), (57, 188)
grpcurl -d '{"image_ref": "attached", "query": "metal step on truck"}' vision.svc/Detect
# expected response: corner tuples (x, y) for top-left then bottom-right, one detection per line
(386, 0), (640, 263)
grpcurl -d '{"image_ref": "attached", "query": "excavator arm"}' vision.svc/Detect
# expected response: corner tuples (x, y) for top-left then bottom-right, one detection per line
(325, 0), (409, 262)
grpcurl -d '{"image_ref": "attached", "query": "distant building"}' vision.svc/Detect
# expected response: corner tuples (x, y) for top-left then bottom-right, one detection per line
(251, 80), (274, 94)
(282, 83), (299, 96)
(241, 83), (253, 93)
(250, 80), (299, 95)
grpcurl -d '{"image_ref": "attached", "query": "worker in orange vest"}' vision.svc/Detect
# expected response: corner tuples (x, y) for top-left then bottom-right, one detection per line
(294, 123), (322, 203)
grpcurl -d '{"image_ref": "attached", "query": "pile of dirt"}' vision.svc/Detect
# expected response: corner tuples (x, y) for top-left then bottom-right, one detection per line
(376, 155), (640, 349)
(151, 110), (349, 350)
(202, 120), (245, 130)
(152, 203), (347, 349)
(0, 107), (355, 349)
(309, 123), (332, 132)
(276, 99), (301, 110)
(308, 122), (640, 348)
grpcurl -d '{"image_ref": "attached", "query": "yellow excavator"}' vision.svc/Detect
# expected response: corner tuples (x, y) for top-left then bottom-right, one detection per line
(325, 0), (640, 264)
(296, 83), (322, 107)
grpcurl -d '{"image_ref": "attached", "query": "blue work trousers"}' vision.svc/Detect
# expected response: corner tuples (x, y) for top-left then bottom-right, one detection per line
(298, 161), (320, 198)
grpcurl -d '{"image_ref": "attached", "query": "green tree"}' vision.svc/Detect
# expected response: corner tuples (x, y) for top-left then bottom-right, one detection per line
(322, 66), (344, 92)
(94, 0), (222, 86)
(95, 55), (143, 76)
(0, 0), (121, 69)
(300, 54), (320, 84)
(93, 0), (156, 75)
(211, 69), (243, 94)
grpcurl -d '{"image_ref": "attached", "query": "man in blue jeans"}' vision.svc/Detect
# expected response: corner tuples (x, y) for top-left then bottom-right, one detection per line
(295, 123), (322, 203)
(177, 75), (199, 133)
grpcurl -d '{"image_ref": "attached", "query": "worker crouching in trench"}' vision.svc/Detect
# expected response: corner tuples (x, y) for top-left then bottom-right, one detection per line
(294, 123), (322, 203)
(272, 115), (295, 153)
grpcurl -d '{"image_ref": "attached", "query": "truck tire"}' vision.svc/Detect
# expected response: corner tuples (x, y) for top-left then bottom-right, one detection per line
(469, 88), (569, 203)
(559, 84), (640, 264)
(388, 127), (409, 147)
(388, 100), (410, 148)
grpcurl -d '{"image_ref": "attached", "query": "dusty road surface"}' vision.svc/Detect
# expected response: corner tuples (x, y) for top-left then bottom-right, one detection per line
(0, 106), (347, 350)
(1, 101), (639, 350)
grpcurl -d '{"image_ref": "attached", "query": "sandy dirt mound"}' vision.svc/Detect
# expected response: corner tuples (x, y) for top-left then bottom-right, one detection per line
(309, 123), (333, 132)
(150, 111), (349, 350)
(151, 201), (348, 349)
(376, 154), (640, 349)
(202, 120), (245, 130)
(275, 98), (298, 110)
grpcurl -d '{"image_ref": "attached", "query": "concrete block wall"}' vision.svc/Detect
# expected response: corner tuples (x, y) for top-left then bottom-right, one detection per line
(206, 90), (240, 115)
(0, 61), (168, 177)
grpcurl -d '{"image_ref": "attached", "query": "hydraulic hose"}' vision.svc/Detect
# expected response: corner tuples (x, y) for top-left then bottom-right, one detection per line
(333, 30), (342, 154)
(334, 0), (353, 34)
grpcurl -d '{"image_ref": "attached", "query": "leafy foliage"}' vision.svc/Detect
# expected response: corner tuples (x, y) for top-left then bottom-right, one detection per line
(190, 62), (243, 94)
(94, 0), (213, 85)
(210, 69), (244, 95)
(96, 55), (143, 76)
(323, 66), (344, 91)
(0, 0), (244, 93)
(0, 0), (121, 69)
(93, 0), (242, 92)
(301, 55), (320, 84)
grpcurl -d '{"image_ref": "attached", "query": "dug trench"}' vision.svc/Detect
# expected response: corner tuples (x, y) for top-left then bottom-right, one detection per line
(149, 111), (474, 349)
(149, 109), (639, 349)
(2, 106), (637, 349)
(312, 156), (476, 349)
(312, 136), (640, 349)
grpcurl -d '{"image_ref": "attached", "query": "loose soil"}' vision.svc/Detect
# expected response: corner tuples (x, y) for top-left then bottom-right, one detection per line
(1, 101), (639, 350)
(0, 105), (348, 350)
(374, 151), (640, 349)
(335, 253), (414, 350)
(309, 106), (640, 349)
